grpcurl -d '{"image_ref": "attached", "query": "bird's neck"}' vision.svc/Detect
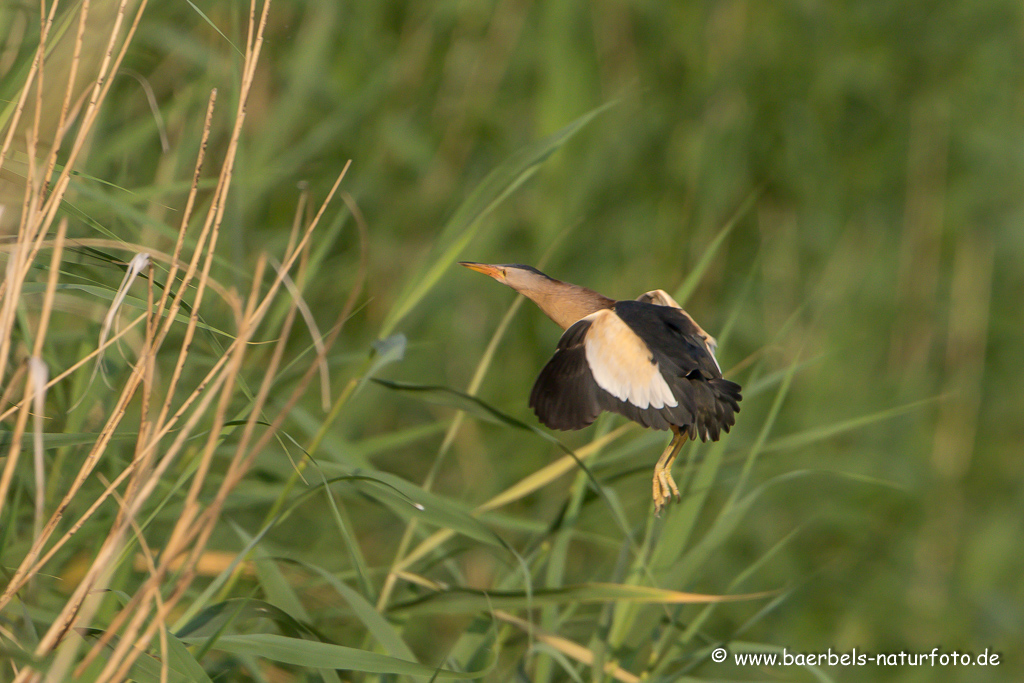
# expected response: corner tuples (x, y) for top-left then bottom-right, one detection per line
(527, 283), (615, 330)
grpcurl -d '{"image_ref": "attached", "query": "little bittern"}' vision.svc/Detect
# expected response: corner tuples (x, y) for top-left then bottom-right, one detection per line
(460, 262), (741, 514)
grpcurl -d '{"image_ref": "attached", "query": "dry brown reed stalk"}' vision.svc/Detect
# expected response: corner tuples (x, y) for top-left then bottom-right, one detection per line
(0, 0), (358, 680)
(0, 0), (143, 384)
(83, 155), (353, 682)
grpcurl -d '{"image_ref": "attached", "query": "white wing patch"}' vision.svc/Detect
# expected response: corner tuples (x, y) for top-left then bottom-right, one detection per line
(583, 310), (678, 410)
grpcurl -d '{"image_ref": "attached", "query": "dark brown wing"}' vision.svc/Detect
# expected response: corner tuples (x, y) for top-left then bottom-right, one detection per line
(529, 318), (603, 430)
(530, 302), (741, 439)
(612, 300), (741, 440)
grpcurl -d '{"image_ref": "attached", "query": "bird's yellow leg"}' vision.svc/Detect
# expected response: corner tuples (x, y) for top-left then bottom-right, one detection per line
(653, 428), (687, 515)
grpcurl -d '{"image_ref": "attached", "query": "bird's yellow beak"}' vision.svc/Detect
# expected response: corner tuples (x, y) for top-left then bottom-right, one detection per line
(459, 261), (504, 281)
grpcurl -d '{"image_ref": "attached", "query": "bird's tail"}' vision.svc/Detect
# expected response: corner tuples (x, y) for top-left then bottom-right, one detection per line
(688, 378), (742, 442)
(711, 378), (742, 412)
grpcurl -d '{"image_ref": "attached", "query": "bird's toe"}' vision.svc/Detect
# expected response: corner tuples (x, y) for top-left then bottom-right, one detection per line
(653, 468), (678, 515)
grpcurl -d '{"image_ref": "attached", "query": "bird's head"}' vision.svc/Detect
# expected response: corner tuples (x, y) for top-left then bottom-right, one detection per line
(459, 262), (557, 295)
(460, 261), (613, 329)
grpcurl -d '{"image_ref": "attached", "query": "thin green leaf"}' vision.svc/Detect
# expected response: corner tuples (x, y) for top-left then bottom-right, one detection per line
(371, 378), (572, 453)
(161, 631), (216, 683)
(176, 599), (312, 641)
(763, 396), (941, 452)
(341, 471), (511, 549)
(742, 353), (825, 400)
(670, 526), (806, 655)
(373, 378), (528, 427)
(247, 534), (311, 623)
(391, 583), (759, 616)
(178, 633), (492, 678)
(171, 518), (281, 631)
(184, 0), (244, 55)
(19, 283), (231, 337)
(531, 643), (587, 683)
(314, 473), (374, 598)
(304, 564), (418, 662)
(78, 629), (202, 683)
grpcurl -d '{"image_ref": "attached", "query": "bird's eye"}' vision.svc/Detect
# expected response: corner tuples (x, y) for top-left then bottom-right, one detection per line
(500, 268), (507, 277)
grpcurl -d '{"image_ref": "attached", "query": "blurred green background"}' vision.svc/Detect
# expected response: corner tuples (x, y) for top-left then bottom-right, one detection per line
(4, 0), (1022, 680)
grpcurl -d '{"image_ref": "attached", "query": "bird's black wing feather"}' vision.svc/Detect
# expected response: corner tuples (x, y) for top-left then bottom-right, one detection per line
(531, 302), (742, 439)
(613, 300), (721, 378)
(610, 300), (742, 440)
(529, 318), (603, 430)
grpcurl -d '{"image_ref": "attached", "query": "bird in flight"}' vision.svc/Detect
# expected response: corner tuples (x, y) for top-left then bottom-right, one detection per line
(460, 262), (741, 514)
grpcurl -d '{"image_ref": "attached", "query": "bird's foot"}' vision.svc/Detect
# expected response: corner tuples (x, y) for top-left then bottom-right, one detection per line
(652, 466), (681, 516)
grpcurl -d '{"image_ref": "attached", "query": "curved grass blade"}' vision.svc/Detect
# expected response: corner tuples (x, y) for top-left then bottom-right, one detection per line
(670, 468), (897, 588)
(176, 599), (313, 641)
(20, 283), (231, 337)
(372, 378), (540, 430)
(651, 526), (807, 672)
(371, 379), (589, 463)
(390, 583), (765, 616)
(339, 471), (511, 550)
(177, 633), (493, 679)
(498, 611), (639, 683)
(303, 563), (418, 662)
(312, 471), (374, 598)
(171, 513), (283, 631)
(371, 378), (635, 539)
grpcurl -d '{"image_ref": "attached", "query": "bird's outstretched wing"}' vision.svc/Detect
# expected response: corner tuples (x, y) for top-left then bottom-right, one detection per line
(528, 318), (603, 430)
(529, 302), (741, 438)
(636, 289), (719, 367)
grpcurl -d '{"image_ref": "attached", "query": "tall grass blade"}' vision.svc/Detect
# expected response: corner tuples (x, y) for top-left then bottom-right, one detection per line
(763, 396), (941, 452)
(379, 102), (615, 337)
(673, 188), (760, 307)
